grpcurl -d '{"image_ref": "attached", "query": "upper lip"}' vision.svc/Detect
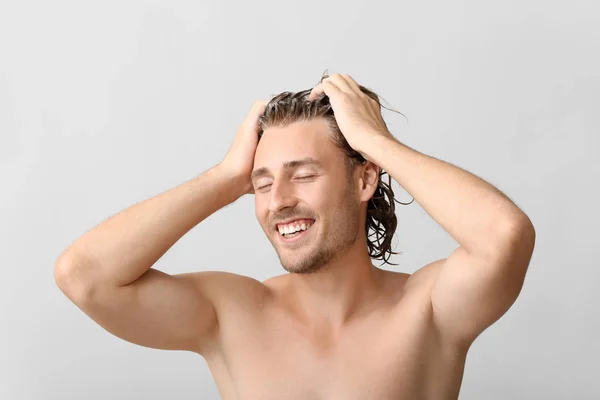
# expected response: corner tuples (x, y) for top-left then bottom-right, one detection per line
(274, 218), (314, 230)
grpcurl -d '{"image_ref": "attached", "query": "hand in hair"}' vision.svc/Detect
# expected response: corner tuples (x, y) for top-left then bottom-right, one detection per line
(308, 73), (396, 159)
(219, 100), (269, 195)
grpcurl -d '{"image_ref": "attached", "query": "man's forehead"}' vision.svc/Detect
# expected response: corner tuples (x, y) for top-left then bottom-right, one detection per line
(251, 156), (326, 180)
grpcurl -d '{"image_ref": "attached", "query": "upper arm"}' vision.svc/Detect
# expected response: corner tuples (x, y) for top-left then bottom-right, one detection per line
(56, 266), (231, 355)
(430, 222), (535, 345)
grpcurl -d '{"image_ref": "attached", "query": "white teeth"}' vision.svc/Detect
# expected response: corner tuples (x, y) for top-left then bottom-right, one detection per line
(278, 222), (313, 236)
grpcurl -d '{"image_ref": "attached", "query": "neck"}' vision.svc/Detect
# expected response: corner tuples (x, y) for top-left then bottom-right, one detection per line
(284, 240), (385, 331)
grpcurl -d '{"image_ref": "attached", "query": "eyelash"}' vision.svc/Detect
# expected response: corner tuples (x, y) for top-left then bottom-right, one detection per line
(257, 175), (317, 190)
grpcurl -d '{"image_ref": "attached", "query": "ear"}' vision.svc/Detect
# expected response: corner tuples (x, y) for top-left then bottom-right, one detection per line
(357, 161), (380, 203)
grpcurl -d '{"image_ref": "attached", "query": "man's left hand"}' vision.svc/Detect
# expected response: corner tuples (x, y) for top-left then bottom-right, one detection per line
(307, 73), (395, 159)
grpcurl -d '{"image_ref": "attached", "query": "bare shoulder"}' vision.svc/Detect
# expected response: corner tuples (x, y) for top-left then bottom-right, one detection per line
(187, 270), (272, 304)
(184, 270), (273, 331)
(183, 271), (274, 352)
(371, 260), (444, 301)
(403, 259), (445, 293)
(381, 261), (447, 319)
(261, 273), (288, 291)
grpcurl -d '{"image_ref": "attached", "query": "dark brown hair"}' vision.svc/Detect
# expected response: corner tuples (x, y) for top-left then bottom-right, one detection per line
(257, 71), (414, 267)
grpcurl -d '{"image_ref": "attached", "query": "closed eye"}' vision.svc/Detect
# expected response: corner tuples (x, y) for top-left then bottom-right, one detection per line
(256, 175), (318, 190)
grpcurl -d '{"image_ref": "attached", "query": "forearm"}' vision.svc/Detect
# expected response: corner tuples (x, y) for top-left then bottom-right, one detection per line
(363, 135), (531, 258)
(55, 164), (245, 287)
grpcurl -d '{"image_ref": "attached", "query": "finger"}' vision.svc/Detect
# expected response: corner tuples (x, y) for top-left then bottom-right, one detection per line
(254, 100), (269, 110)
(251, 100), (269, 115)
(341, 74), (362, 94)
(326, 73), (356, 95)
(244, 101), (269, 126)
(308, 79), (341, 101)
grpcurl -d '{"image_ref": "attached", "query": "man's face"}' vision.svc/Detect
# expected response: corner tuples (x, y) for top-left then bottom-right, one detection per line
(252, 118), (362, 275)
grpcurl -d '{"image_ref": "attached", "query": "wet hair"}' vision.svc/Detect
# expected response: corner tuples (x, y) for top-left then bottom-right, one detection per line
(257, 70), (414, 267)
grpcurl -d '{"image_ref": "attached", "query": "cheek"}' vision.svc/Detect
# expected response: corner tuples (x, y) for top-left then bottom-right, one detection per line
(254, 201), (268, 224)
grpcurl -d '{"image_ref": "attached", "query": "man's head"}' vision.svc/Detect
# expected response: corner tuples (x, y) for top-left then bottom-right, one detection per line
(251, 74), (407, 274)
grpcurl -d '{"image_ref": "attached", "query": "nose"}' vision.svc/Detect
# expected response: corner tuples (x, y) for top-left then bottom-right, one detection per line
(267, 180), (298, 213)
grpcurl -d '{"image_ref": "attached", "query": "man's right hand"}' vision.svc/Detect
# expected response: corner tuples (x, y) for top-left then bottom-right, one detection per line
(219, 100), (268, 196)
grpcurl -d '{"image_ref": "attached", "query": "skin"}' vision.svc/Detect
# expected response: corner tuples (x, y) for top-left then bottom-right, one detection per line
(201, 118), (468, 399)
(253, 119), (385, 325)
(55, 75), (533, 399)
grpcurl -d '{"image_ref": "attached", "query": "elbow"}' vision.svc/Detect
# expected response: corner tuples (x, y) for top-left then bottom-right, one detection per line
(54, 252), (94, 299)
(54, 250), (81, 282)
(502, 213), (536, 251)
(498, 214), (536, 272)
(479, 213), (536, 266)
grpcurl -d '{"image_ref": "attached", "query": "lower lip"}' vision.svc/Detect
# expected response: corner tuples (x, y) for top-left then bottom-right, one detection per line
(278, 223), (314, 243)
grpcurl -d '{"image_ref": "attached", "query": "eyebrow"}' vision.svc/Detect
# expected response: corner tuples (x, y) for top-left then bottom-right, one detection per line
(251, 157), (324, 181)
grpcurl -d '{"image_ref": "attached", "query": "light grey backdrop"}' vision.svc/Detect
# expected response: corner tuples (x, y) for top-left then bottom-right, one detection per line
(1, 0), (598, 399)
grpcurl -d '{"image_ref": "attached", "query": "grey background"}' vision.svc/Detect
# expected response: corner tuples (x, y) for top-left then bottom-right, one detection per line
(1, 0), (598, 399)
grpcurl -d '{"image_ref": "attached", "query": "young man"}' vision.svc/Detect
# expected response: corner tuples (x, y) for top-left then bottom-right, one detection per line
(54, 73), (535, 399)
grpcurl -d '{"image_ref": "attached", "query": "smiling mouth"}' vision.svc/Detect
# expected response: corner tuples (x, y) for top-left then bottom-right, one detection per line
(277, 221), (315, 242)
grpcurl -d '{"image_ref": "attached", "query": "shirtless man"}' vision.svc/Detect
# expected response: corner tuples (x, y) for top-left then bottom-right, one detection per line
(54, 73), (536, 399)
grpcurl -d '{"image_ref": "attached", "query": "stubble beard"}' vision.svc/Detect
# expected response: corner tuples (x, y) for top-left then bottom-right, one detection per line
(279, 192), (360, 275)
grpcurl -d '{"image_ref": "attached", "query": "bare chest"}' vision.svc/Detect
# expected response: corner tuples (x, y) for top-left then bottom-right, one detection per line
(204, 298), (463, 400)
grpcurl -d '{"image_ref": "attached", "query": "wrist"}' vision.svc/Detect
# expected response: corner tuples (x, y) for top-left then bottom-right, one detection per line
(213, 163), (251, 198)
(357, 131), (396, 164)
